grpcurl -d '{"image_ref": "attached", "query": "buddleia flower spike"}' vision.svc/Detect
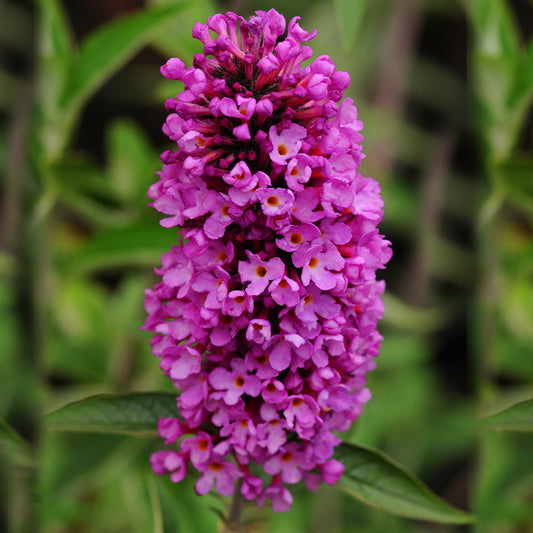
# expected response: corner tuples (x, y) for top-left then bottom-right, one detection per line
(144, 8), (391, 512)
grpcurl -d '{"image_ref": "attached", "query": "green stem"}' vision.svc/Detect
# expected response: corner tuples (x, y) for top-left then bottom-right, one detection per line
(220, 480), (244, 533)
(3, 69), (40, 533)
(472, 173), (505, 533)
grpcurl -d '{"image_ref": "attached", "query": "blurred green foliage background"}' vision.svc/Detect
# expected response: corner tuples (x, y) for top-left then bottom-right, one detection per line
(1, 0), (533, 532)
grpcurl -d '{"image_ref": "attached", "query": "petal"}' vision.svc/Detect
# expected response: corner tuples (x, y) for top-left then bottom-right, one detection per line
(195, 473), (214, 495)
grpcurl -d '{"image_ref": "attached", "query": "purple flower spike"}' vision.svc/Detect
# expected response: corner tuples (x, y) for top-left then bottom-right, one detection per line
(145, 8), (390, 511)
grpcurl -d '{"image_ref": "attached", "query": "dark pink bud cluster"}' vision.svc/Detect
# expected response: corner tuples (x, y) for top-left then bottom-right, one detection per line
(144, 8), (391, 511)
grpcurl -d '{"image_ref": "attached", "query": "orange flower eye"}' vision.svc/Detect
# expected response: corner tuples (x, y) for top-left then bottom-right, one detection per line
(256, 266), (268, 277)
(290, 233), (302, 244)
(257, 354), (269, 364)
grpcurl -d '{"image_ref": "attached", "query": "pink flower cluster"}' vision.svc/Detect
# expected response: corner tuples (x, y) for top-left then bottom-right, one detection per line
(144, 9), (391, 511)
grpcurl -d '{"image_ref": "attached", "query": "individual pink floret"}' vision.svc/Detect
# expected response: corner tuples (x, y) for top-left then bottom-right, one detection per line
(246, 318), (272, 345)
(293, 243), (345, 290)
(209, 359), (262, 405)
(258, 479), (293, 512)
(238, 252), (285, 296)
(181, 431), (213, 467)
(195, 460), (242, 496)
(264, 443), (313, 484)
(257, 418), (287, 454)
(150, 450), (187, 483)
(277, 223), (321, 253)
(257, 188), (295, 216)
(268, 123), (307, 165)
(283, 394), (320, 439)
(268, 276), (301, 307)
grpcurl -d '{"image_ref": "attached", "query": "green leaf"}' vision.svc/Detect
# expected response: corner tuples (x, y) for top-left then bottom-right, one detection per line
(472, 55), (518, 160)
(44, 392), (179, 436)
(474, 432), (533, 523)
(64, 222), (179, 274)
(37, 0), (73, 66)
(333, 0), (367, 51)
(60, 3), (191, 113)
(0, 416), (33, 466)
(508, 39), (533, 110)
(106, 120), (158, 204)
(335, 442), (475, 524)
(381, 293), (447, 332)
(147, 0), (214, 61)
(49, 156), (128, 226)
(467, 0), (521, 60)
(500, 275), (533, 345)
(36, 0), (75, 159)
(493, 325), (533, 381)
(48, 278), (113, 382)
(496, 157), (533, 212)
(50, 155), (116, 201)
(468, 0), (524, 160)
(480, 399), (533, 432)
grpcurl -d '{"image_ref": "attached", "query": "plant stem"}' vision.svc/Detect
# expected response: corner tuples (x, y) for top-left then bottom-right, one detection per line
(220, 480), (244, 533)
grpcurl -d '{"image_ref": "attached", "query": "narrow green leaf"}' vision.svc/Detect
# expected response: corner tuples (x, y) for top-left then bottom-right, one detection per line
(36, 0), (76, 159)
(480, 399), (533, 432)
(467, 0), (521, 60)
(381, 293), (447, 332)
(468, 0), (525, 160)
(500, 275), (533, 346)
(64, 222), (179, 274)
(36, 0), (74, 68)
(147, 0), (214, 60)
(0, 417), (33, 466)
(107, 120), (158, 203)
(333, 0), (367, 51)
(49, 156), (129, 226)
(496, 157), (533, 212)
(508, 40), (533, 109)
(44, 392), (179, 435)
(60, 3), (191, 112)
(335, 442), (475, 524)
(147, 475), (165, 533)
(472, 55), (518, 160)
(50, 155), (115, 199)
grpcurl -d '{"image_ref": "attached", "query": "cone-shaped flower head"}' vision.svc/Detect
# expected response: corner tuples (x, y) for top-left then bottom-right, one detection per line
(145, 8), (391, 510)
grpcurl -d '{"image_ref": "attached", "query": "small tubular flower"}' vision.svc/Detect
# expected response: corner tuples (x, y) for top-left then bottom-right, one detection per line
(145, 8), (391, 511)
